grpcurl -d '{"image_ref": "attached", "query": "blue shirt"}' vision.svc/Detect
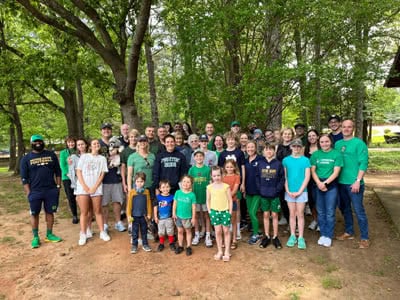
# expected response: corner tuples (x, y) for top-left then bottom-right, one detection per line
(282, 155), (311, 193)
(156, 194), (174, 219)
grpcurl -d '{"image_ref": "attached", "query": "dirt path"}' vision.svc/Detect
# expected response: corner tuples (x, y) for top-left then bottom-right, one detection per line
(0, 175), (400, 299)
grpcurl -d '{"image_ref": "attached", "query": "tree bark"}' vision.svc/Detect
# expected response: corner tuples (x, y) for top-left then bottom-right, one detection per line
(145, 36), (159, 127)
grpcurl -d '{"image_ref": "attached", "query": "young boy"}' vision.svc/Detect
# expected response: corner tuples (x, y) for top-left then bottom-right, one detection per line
(257, 144), (285, 249)
(127, 172), (152, 254)
(154, 180), (176, 252)
(188, 149), (212, 247)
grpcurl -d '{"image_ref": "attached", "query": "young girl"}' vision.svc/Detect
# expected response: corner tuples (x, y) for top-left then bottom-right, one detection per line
(282, 139), (311, 250)
(222, 160), (240, 249)
(173, 175), (196, 256)
(207, 166), (233, 262)
(75, 139), (110, 246)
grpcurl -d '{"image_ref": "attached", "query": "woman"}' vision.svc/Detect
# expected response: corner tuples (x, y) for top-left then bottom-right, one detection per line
(212, 134), (226, 159)
(175, 131), (192, 166)
(310, 134), (343, 247)
(239, 133), (249, 156)
(121, 129), (139, 193)
(60, 136), (78, 224)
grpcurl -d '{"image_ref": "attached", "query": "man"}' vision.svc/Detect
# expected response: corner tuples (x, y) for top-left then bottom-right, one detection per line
(20, 134), (62, 248)
(205, 122), (215, 150)
(328, 114), (344, 144)
(157, 126), (168, 145)
(153, 135), (188, 195)
(294, 123), (307, 145)
(146, 125), (162, 155)
(230, 120), (241, 134)
(99, 123), (126, 233)
(264, 129), (276, 144)
(119, 123), (130, 147)
(335, 120), (369, 249)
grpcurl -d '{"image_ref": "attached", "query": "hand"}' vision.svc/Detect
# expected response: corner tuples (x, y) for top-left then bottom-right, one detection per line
(351, 180), (360, 193)
(240, 185), (245, 194)
(84, 185), (91, 193)
(317, 182), (327, 192)
(191, 217), (195, 225)
(172, 214), (177, 221)
(122, 183), (128, 193)
(88, 187), (96, 194)
(154, 217), (159, 224)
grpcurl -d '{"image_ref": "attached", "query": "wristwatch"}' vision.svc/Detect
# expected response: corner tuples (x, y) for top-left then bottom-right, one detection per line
(356, 178), (361, 182)
(56, 184), (61, 189)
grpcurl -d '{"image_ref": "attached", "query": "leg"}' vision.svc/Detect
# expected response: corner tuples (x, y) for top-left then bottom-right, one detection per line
(102, 205), (109, 228)
(263, 211), (271, 237)
(214, 225), (223, 256)
(316, 189), (327, 238)
(177, 227), (184, 247)
(325, 187), (338, 239)
(223, 225), (231, 258)
(295, 202), (306, 238)
(113, 202), (122, 222)
(77, 195), (90, 234)
(350, 185), (369, 240)
(287, 202), (297, 235)
(139, 217), (149, 245)
(185, 227), (192, 247)
(132, 219), (139, 246)
(92, 196), (105, 231)
(338, 184), (354, 236)
(247, 195), (260, 235)
(231, 207), (237, 241)
(271, 212), (279, 238)
(63, 179), (78, 219)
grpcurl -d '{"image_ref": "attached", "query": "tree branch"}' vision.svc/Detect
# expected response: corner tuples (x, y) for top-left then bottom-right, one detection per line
(24, 81), (65, 113)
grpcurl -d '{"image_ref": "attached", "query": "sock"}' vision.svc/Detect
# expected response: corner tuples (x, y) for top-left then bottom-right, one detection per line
(206, 232), (210, 237)
(237, 223), (240, 233)
(46, 229), (52, 236)
(32, 229), (39, 238)
(195, 231), (199, 237)
(159, 236), (165, 244)
(168, 235), (174, 243)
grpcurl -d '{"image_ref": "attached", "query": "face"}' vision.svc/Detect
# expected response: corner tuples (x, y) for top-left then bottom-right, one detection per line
(138, 140), (148, 150)
(181, 177), (192, 190)
(205, 123), (214, 135)
(282, 130), (293, 142)
(159, 183), (171, 195)
(165, 137), (176, 152)
(211, 169), (222, 183)
(129, 133), (138, 146)
(67, 139), (75, 149)
(246, 142), (256, 156)
(157, 127), (167, 140)
(274, 130), (281, 141)
(328, 119), (341, 131)
(189, 137), (199, 150)
(145, 127), (155, 139)
(135, 177), (145, 189)
(225, 162), (235, 174)
(175, 134), (183, 146)
(182, 123), (189, 131)
(265, 131), (274, 142)
(174, 124), (183, 131)
(319, 136), (332, 151)
(101, 127), (112, 139)
(263, 147), (275, 159)
(199, 140), (208, 149)
(164, 124), (171, 132)
(240, 134), (248, 146)
(194, 153), (204, 165)
(307, 131), (318, 145)
(295, 127), (305, 136)
(290, 144), (302, 154)
(121, 124), (130, 137)
(231, 125), (240, 134)
(341, 120), (354, 138)
(90, 140), (101, 153)
(214, 136), (224, 149)
(31, 140), (45, 152)
(76, 140), (88, 154)
(226, 137), (236, 149)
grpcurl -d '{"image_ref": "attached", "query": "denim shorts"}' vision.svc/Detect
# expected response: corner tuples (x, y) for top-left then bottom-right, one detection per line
(175, 217), (192, 229)
(285, 192), (308, 203)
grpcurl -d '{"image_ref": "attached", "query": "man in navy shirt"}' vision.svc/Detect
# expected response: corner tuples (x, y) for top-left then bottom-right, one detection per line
(20, 134), (62, 248)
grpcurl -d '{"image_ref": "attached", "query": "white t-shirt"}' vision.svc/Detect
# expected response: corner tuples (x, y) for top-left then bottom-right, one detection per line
(75, 153), (108, 195)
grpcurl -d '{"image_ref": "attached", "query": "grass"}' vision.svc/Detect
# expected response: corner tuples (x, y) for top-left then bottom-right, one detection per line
(325, 264), (340, 273)
(368, 151), (400, 172)
(0, 236), (16, 244)
(321, 275), (342, 289)
(310, 255), (328, 265)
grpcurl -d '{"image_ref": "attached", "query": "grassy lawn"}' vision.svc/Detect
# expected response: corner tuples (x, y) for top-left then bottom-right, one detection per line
(368, 150), (400, 172)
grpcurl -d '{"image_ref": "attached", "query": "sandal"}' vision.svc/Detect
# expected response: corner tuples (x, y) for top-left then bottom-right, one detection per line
(214, 253), (223, 260)
(231, 241), (238, 250)
(223, 255), (230, 262)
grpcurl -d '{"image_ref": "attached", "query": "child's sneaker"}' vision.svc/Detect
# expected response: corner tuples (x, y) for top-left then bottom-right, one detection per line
(308, 220), (318, 230)
(248, 234), (260, 245)
(78, 232), (87, 246)
(286, 235), (297, 247)
(45, 233), (62, 243)
(205, 235), (213, 248)
(272, 237), (282, 249)
(169, 242), (176, 251)
(130, 245), (138, 254)
(157, 244), (165, 252)
(192, 234), (200, 246)
(86, 228), (93, 239)
(114, 221), (126, 232)
(31, 236), (40, 249)
(100, 231), (111, 242)
(175, 246), (184, 255)
(142, 244), (152, 252)
(297, 237), (306, 249)
(186, 247), (193, 256)
(259, 236), (271, 248)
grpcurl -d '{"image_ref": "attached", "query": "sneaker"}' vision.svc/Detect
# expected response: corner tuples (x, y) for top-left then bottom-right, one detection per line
(100, 231), (111, 242)
(175, 246), (184, 255)
(259, 236), (271, 248)
(297, 237), (306, 249)
(72, 216), (79, 224)
(142, 244), (152, 252)
(45, 233), (62, 243)
(318, 236), (326, 246)
(323, 237), (332, 247)
(31, 236), (40, 249)
(192, 234), (200, 246)
(272, 237), (282, 249)
(128, 224), (132, 235)
(308, 220), (318, 231)
(316, 226), (320, 232)
(305, 204), (312, 216)
(157, 244), (165, 252)
(286, 235), (297, 247)
(86, 228), (93, 239)
(248, 234), (260, 245)
(278, 217), (288, 225)
(169, 242), (176, 251)
(115, 221), (126, 232)
(236, 231), (242, 240)
(104, 223), (109, 234)
(186, 246), (193, 256)
(199, 232), (205, 239)
(240, 223), (248, 231)
(78, 232), (87, 246)
(205, 235), (213, 248)
(336, 233), (354, 241)
(130, 245), (138, 254)
(359, 240), (370, 249)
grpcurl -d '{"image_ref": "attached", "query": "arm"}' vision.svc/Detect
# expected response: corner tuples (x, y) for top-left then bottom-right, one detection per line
(352, 142), (368, 193)
(240, 165), (246, 193)
(153, 204), (159, 223)
(172, 199), (177, 220)
(127, 165), (134, 192)
(146, 190), (152, 220)
(311, 166), (327, 192)
(206, 187), (211, 214)
(121, 163), (128, 193)
(226, 186), (233, 215)
(191, 203), (196, 226)
(76, 169), (90, 194)
(127, 190), (134, 222)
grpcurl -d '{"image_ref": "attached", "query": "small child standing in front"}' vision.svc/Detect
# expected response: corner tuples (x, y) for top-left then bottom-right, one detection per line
(173, 175), (196, 256)
(222, 159), (240, 249)
(282, 139), (311, 250)
(207, 166), (233, 262)
(127, 172), (152, 254)
(154, 180), (176, 252)
(257, 144), (285, 249)
(188, 149), (212, 247)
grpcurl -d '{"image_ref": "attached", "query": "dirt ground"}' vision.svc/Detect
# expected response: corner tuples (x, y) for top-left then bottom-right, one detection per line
(0, 174), (400, 300)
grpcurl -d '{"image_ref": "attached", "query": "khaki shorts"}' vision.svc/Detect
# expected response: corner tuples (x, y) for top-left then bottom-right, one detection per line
(195, 204), (208, 212)
(158, 217), (174, 236)
(102, 183), (124, 206)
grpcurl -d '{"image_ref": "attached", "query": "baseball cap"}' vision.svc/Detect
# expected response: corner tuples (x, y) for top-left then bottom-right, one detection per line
(328, 114), (341, 122)
(254, 129), (262, 135)
(30, 134), (44, 143)
(199, 134), (209, 142)
(101, 123), (113, 129)
(290, 139), (303, 147)
(193, 149), (204, 156)
(294, 123), (306, 129)
(231, 120), (240, 127)
(137, 135), (148, 142)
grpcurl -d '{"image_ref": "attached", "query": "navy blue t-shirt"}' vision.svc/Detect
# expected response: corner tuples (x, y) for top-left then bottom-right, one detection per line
(99, 139), (122, 184)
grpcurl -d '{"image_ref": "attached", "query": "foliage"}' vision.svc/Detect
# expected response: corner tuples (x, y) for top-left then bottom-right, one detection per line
(368, 150), (400, 171)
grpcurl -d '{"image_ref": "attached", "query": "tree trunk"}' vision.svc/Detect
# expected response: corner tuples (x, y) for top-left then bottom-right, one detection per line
(56, 86), (83, 138)
(313, 30), (322, 132)
(75, 77), (84, 137)
(294, 28), (307, 126)
(145, 36), (159, 127)
(9, 123), (16, 172)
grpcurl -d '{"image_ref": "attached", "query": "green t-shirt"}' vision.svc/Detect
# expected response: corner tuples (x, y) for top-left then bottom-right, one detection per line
(188, 165), (210, 204)
(310, 149), (343, 179)
(174, 190), (196, 219)
(127, 152), (155, 189)
(120, 146), (136, 165)
(335, 137), (368, 184)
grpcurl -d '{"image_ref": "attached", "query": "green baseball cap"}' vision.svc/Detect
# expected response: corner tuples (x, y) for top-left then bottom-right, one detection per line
(230, 120), (240, 127)
(30, 134), (44, 142)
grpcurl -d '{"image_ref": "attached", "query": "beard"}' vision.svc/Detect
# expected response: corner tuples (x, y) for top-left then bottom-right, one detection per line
(32, 142), (45, 152)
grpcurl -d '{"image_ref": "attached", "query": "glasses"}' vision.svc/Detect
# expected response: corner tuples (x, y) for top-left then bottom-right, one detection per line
(190, 140), (199, 143)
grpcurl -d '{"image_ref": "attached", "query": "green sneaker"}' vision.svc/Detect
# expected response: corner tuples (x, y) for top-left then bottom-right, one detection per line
(31, 237), (40, 249)
(286, 235), (297, 247)
(298, 237), (307, 250)
(45, 233), (62, 243)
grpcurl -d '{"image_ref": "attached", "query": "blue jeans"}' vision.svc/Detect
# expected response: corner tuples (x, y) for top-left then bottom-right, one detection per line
(132, 216), (148, 246)
(338, 184), (369, 240)
(316, 186), (338, 239)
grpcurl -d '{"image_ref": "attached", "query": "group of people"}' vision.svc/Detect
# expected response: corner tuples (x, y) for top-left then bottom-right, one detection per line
(20, 114), (370, 261)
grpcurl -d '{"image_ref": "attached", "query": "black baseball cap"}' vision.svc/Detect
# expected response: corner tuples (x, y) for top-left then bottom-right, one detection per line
(294, 123), (306, 129)
(328, 114), (341, 122)
(101, 123), (113, 129)
(138, 135), (148, 142)
(199, 134), (209, 142)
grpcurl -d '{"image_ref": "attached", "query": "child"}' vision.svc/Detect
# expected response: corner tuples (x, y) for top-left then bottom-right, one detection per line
(127, 172), (152, 254)
(154, 180), (176, 251)
(173, 175), (196, 256)
(282, 139), (311, 249)
(207, 166), (233, 262)
(188, 149), (212, 247)
(257, 144), (285, 249)
(222, 159), (240, 249)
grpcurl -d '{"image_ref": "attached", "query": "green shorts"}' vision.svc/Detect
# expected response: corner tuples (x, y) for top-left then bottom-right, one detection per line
(210, 209), (231, 226)
(260, 197), (281, 213)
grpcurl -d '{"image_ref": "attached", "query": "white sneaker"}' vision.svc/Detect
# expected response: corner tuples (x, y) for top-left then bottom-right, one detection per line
(205, 235), (213, 247)
(86, 227), (93, 239)
(236, 231), (242, 240)
(316, 226), (320, 232)
(305, 204), (312, 216)
(192, 234), (200, 246)
(104, 223), (109, 234)
(278, 217), (288, 225)
(114, 221), (126, 232)
(100, 231), (111, 242)
(308, 220), (318, 231)
(199, 232), (205, 239)
(318, 236), (326, 246)
(78, 232), (87, 246)
(323, 237), (332, 247)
